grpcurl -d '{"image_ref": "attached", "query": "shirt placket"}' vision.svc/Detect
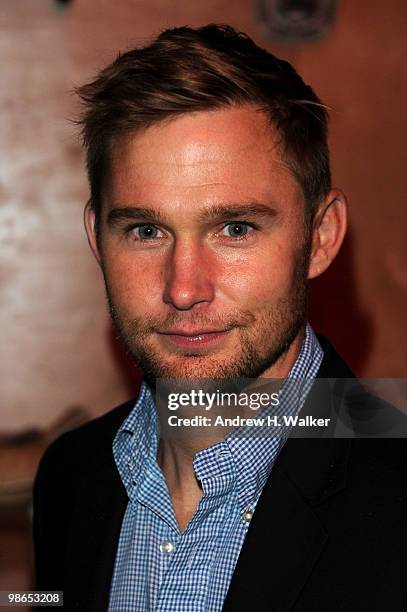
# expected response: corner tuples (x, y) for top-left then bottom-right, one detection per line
(154, 451), (236, 612)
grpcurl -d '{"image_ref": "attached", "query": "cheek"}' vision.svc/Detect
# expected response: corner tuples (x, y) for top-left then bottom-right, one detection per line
(214, 243), (298, 307)
(102, 251), (164, 313)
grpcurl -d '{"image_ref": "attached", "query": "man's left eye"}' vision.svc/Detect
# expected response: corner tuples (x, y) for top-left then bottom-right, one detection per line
(222, 222), (253, 238)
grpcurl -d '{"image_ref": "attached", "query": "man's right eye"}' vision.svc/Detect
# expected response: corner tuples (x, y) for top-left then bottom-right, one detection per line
(129, 224), (163, 240)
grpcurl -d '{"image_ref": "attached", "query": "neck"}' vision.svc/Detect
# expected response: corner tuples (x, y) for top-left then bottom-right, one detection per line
(157, 436), (206, 532)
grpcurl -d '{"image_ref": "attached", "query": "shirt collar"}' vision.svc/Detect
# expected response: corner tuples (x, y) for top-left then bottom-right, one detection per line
(113, 383), (159, 497)
(113, 323), (323, 513)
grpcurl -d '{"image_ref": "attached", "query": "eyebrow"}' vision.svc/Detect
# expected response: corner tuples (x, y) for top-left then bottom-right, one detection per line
(106, 202), (278, 227)
(107, 207), (166, 226)
(197, 203), (278, 224)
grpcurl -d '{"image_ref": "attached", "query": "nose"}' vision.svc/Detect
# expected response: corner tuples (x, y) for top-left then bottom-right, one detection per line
(163, 239), (215, 310)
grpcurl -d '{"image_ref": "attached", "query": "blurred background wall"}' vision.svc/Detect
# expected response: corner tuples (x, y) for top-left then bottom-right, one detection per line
(0, 0), (406, 598)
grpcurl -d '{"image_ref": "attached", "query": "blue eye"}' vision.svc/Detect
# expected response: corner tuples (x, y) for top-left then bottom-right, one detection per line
(222, 222), (251, 238)
(132, 224), (161, 240)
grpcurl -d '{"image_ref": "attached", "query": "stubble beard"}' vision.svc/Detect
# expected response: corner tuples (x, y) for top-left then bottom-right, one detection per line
(105, 240), (310, 387)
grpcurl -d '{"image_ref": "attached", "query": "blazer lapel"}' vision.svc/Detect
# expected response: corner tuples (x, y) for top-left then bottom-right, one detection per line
(64, 443), (128, 611)
(223, 366), (352, 611)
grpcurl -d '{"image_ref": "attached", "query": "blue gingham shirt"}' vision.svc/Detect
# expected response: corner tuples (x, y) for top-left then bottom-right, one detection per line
(109, 324), (323, 612)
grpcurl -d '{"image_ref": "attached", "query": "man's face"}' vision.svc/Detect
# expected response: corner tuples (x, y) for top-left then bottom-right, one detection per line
(92, 106), (312, 382)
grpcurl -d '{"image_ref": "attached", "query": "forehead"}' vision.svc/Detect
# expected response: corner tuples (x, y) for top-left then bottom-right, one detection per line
(106, 105), (302, 209)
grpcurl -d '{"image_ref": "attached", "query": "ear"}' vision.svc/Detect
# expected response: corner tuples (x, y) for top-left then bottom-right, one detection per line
(308, 188), (347, 280)
(84, 200), (102, 266)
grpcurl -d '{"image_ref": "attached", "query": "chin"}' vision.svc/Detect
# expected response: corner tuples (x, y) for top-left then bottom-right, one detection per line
(144, 353), (238, 381)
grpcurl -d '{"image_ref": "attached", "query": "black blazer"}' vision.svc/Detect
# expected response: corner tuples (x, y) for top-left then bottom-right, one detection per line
(33, 338), (407, 611)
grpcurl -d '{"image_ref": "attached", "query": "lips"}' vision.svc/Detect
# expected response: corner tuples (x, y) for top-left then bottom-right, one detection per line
(160, 328), (227, 336)
(157, 329), (231, 350)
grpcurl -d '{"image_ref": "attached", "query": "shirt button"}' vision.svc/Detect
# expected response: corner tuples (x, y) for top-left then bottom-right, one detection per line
(243, 509), (253, 524)
(160, 540), (175, 554)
